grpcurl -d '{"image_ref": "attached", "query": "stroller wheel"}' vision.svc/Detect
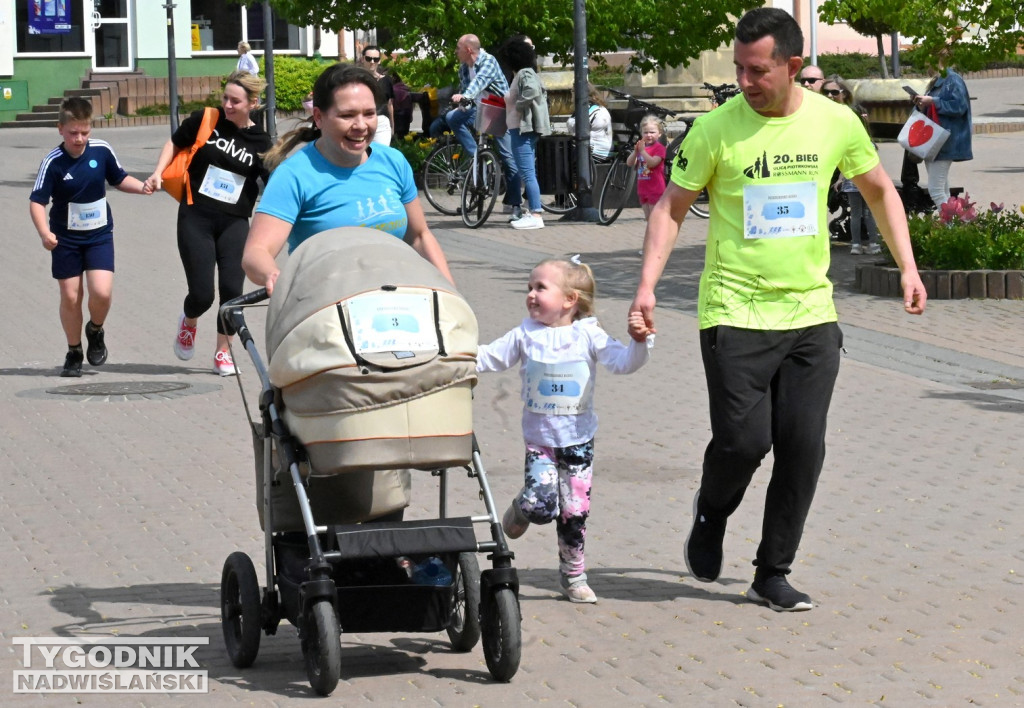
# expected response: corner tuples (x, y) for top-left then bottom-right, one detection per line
(302, 600), (341, 696)
(481, 586), (522, 682)
(446, 553), (481, 652)
(220, 552), (262, 668)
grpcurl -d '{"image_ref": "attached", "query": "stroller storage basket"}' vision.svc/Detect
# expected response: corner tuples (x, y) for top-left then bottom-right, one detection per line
(266, 228), (479, 477)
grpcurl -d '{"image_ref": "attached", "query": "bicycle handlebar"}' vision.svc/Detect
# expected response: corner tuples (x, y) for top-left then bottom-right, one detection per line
(598, 85), (677, 119)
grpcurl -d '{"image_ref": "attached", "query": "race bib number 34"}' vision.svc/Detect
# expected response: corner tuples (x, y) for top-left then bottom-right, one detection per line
(524, 360), (592, 415)
(744, 181), (818, 238)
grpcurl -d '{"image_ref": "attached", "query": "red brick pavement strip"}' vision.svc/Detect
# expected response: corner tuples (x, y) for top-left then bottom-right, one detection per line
(3, 126), (1024, 705)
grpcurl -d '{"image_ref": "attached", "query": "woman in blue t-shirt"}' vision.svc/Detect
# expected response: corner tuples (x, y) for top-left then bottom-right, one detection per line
(242, 63), (453, 294)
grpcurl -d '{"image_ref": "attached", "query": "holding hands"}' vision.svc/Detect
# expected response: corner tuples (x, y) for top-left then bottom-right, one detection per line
(627, 310), (653, 342)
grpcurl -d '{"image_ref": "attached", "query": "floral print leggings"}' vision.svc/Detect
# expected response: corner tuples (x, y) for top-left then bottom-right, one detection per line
(515, 440), (595, 578)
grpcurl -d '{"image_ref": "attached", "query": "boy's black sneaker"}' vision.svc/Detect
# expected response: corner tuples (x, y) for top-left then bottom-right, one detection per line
(748, 573), (813, 612)
(684, 491), (727, 582)
(85, 321), (107, 366)
(61, 348), (84, 378)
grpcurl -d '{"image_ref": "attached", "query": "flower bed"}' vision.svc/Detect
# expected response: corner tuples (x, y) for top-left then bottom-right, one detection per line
(857, 195), (1024, 299)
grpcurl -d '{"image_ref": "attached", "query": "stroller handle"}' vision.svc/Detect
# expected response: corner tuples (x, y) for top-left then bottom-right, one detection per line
(219, 288), (269, 348)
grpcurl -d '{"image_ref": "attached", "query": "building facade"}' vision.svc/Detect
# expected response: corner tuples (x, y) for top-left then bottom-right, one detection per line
(1, 0), (347, 123)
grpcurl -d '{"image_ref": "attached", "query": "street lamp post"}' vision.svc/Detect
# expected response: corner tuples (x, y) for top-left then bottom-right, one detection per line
(262, 0), (277, 140)
(163, 0), (178, 132)
(567, 0), (598, 221)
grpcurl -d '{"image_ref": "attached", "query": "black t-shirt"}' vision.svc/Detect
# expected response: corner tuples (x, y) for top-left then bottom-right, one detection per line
(172, 107), (272, 217)
(375, 75), (395, 116)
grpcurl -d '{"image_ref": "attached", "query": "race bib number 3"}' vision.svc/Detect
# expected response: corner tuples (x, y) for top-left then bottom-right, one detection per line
(524, 360), (592, 416)
(744, 181), (818, 238)
(347, 293), (438, 355)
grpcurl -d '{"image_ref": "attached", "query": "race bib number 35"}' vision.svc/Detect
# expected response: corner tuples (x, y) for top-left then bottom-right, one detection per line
(744, 181), (818, 238)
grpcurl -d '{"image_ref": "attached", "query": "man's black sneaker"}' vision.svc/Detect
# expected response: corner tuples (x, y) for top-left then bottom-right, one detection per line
(85, 321), (107, 366)
(684, 491), (726, 582)
(61, 348), (84, 378)
(748, 573), (813, 612)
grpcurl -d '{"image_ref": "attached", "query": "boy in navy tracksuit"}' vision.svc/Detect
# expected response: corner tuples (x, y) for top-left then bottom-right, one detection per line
(29, 97), (152, 377)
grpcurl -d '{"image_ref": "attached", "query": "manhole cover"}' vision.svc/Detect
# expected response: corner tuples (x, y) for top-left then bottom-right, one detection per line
(47, 381), (191, 396)
(22, 380), (223, 402)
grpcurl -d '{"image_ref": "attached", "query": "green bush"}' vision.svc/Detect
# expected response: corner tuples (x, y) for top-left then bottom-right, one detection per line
(385, 56), (459, 93)
(812, 51), (1024, 80)
(900, 207), (1024, 270)
(261, 55), (332, 111)
(392, 132), (438, 173)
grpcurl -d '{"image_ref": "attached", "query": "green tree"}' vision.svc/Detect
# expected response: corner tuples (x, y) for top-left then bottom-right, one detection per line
(819, 0), (1024, 72)
(265, 0), (762, 76)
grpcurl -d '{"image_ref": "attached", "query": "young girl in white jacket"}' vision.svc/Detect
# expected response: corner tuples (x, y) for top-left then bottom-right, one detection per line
(476, 257), (653, 603)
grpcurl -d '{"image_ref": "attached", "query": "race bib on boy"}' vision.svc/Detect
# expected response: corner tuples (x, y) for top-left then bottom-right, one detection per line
(743, 181), (817, 238)
(198, 165), (245, 204)
(524, 359), (592, 416)
(67, 198), (107, 231)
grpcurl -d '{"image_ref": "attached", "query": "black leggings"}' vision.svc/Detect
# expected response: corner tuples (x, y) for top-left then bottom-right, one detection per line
(176, 204), (248, 335)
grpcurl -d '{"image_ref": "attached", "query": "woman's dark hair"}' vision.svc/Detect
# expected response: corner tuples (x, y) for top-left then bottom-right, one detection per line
(500, 38), (537, 75)
(735, 7), (804, 61)
(262, 63), (382, 171)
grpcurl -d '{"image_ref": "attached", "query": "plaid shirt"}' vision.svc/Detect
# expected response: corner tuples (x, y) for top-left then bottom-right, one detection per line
(458, 47), (509, 99)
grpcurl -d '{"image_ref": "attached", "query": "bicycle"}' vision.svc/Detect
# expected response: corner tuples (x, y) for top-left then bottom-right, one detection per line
(421, 101), (473, 217)
(659, 83), (740, 221)
(422, 130), (470, 217)
(459, 96), (505, 228)
(596, 87), (701, 225)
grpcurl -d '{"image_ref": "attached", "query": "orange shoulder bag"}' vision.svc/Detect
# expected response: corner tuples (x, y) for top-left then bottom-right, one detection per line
(161, 107), (218, 203)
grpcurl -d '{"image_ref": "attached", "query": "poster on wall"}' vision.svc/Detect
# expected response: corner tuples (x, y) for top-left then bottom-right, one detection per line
(28, 0), (71, 35)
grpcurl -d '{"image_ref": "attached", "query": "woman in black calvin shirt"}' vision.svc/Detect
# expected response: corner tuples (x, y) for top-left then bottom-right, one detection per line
(147, 71), (271, 375)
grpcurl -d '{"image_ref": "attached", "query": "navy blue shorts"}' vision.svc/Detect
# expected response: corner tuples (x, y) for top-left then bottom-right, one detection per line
(51, 233), (115, 280)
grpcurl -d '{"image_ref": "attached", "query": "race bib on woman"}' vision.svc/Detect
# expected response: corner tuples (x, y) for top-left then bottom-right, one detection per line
(198, 165), (245, 204)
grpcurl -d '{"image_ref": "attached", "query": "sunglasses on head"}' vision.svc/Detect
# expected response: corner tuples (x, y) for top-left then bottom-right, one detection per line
(799, 77), (822, 85)
(363, 55), (381, 63)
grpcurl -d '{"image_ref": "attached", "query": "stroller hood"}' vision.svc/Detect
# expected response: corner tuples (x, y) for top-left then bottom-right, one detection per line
(265, 228), (478, 476)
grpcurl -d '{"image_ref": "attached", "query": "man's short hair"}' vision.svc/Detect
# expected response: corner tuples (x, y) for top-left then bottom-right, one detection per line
(362, 44), (380, 57)
(735, 7), (804, 61)
(58, 96), (92, 125)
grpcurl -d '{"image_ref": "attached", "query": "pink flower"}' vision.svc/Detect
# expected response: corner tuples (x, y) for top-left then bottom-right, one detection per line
(990, 202), (1004, 213)
(939, 193), (977, 224)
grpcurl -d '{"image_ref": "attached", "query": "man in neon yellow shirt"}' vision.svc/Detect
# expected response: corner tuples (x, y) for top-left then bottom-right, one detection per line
(630, 7), (927, 612)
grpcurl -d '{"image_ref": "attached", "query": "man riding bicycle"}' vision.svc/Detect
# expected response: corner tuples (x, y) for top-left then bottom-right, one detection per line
(430, 34), (520, 215)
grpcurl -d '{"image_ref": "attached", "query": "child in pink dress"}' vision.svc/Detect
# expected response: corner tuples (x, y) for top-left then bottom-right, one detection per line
(627, 114), (667, 220)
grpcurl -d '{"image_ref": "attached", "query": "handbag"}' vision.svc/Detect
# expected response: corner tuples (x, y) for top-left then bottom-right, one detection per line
(897, 104), (950, 162)
(161, 107), (218, 203)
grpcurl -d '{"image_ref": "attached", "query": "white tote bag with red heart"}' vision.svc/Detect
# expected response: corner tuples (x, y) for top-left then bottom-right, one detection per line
(897, 104), (950, 161)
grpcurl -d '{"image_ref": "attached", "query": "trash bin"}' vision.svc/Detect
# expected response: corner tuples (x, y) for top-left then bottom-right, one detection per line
(536, 135), (575, 195)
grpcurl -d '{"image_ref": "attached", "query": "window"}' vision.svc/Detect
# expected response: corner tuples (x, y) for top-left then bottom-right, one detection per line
(17, 0), (85, 52)
(190, 1), (303, 52)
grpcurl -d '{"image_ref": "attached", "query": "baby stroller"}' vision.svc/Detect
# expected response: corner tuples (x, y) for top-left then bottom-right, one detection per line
(217, 228), (521, 695)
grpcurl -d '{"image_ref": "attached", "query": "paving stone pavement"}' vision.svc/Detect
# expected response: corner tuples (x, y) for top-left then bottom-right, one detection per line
(2, 98), (1024, 706)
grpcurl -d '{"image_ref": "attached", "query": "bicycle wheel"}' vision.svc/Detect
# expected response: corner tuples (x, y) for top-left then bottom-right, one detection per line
(597, 155), (635, 225)
(689, 189), (711, 219)
(422, 141), (467, 216)
(541, 191), (577, 215)
(460, 149), (499, 228)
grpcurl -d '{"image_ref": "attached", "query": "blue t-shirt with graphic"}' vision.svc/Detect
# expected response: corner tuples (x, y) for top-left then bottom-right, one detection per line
(257, 142), (416, 252)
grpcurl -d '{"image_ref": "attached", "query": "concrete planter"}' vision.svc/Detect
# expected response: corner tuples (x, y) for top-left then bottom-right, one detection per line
(855, 263), (1024, 300)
